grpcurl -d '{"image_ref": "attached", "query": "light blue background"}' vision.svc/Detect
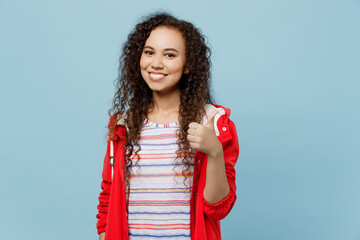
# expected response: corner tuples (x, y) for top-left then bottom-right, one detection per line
(0, 0), (359, 239)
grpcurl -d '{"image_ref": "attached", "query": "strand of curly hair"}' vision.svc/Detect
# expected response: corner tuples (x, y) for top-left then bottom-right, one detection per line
(107, 11), (215, 207)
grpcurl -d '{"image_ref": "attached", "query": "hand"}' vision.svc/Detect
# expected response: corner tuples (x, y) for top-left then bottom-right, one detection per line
(99, 232), (105, 240)
(187, 110), (222, 157)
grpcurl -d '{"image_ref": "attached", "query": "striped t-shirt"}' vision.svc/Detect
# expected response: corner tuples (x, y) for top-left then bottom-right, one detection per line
(127, 118), (195, 239)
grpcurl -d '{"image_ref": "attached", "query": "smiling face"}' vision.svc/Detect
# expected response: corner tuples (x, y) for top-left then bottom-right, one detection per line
(140, 26), (188, 94)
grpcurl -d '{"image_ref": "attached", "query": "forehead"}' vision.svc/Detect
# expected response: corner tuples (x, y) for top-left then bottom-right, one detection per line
(145, 26), (186, 50)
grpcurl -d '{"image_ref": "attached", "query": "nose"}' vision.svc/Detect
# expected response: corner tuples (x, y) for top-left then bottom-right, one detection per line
(151, 54), (164, 69)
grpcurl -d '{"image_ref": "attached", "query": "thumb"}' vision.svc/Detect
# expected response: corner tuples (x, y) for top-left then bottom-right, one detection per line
(206, 110), (219, 129)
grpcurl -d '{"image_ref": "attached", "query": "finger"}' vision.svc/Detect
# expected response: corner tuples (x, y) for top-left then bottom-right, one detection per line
(206, 110), (219, 128)
(188, 140), (199, 150)
(189, 122), (199, 129)
(187, 134), (198, 142)
(187, 128), (197, 136)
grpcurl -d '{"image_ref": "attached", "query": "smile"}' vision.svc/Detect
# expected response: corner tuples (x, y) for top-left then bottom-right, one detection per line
(149, 72), (168, 81)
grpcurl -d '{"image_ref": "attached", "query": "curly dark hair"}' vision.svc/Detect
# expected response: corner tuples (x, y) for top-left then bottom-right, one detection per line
(108, 11), (215, 204)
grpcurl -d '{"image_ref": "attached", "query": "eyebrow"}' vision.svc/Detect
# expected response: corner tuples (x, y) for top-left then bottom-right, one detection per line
(143, 46), (179, 53)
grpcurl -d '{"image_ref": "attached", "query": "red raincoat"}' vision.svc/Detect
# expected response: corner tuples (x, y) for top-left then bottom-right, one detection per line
(96, 104), (240, 239)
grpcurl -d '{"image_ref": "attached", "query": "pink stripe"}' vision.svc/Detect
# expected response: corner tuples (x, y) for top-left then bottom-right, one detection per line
(129, 200), (190, 203)
(141, 133), (178, 137)
(129, 227), (190, 230)
(130, 173), (191, 177)
(130, 156), (187, 160)
(129, 204), (189, 206)
(130, 223), (190, 226)
(141, 136), (178, 140)
(131, 153), (195, 159)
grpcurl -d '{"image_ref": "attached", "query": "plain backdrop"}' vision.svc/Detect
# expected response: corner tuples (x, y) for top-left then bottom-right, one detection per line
(0, 0), (359, 239)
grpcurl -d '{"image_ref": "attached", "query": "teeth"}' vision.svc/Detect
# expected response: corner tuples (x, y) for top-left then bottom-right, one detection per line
(150, 73), (165, 79)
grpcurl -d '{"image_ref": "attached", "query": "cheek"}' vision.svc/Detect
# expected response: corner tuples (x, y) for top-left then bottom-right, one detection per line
(169, 60), (186, 73)
(139, 59), (148, 80)
(139, 56), (148, 70)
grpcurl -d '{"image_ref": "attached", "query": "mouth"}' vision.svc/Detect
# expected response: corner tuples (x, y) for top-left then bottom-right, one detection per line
(148, 72), (168, 81)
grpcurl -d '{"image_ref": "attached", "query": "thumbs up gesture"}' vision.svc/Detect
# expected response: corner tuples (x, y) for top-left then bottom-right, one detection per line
(187, 110), (222, 156)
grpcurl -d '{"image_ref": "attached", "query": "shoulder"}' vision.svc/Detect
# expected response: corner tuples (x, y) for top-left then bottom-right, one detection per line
(107, 111), (127, 128)
(107, 111), (128, 128)
(107, 111), (128, 140)
(202, 103), (232, 125)
(115, 111), (127, 126)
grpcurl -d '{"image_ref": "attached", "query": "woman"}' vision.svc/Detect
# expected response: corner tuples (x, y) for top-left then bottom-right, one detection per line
(96, 11), (240, 240)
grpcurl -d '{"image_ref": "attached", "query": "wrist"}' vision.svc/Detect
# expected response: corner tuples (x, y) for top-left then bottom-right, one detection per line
(207, 143), (223, 159)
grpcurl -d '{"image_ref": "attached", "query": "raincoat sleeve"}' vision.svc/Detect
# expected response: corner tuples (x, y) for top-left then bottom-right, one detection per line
(203, 119), (240, 221)
(96, 139), (112, 234)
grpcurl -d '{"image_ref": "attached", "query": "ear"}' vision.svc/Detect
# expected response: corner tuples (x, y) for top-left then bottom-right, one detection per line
(183, 66), (189, 74)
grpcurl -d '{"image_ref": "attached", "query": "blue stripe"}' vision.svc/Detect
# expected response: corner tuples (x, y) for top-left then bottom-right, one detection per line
(129, 211), (190, 215)
(130, 163), (194, 168)
(143, 126), (180, 130)
(133, 148), (179, 151)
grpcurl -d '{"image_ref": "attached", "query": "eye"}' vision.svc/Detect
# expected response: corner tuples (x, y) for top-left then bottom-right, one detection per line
(165, 53), (176, 58)
(144, 50), (154, 55)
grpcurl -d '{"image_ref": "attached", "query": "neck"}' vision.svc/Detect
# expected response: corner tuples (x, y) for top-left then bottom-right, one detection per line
(150, 88), (181, 114)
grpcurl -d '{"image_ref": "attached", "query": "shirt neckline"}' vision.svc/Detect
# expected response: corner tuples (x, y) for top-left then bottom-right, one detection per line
(144, 118), (180, 128)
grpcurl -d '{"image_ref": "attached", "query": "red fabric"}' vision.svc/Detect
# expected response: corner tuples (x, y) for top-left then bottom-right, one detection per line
(96, 104), (240, 240)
